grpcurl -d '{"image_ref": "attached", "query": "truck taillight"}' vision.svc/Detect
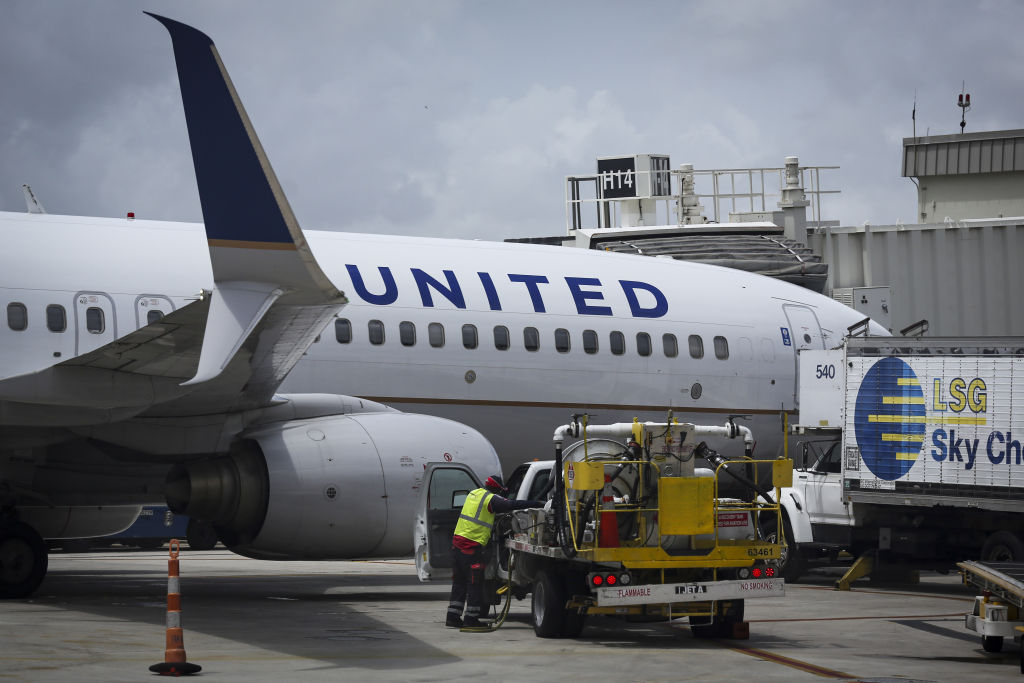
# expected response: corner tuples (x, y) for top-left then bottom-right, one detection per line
(751, 566), (776, 578)
(589, 572), (631, 587)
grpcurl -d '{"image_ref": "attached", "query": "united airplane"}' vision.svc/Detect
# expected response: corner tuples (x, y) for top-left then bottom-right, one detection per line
(0, 14), (883, 598)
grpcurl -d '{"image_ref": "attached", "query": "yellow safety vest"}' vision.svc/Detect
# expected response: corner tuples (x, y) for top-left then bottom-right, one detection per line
(454, 488), (495, 545)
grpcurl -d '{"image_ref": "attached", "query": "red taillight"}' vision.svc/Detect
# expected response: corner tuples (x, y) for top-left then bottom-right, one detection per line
(765, 566), (776, 577)
(592, 575), (604, 586)
(606, 574), (617, 586)
(752, 567), (763, 578)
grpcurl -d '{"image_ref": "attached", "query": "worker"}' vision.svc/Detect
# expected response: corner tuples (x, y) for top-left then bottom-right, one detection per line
(446, 474), (544, 628)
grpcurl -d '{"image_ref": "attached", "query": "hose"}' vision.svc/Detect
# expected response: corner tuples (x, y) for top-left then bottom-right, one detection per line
(698, 442), (776, 506)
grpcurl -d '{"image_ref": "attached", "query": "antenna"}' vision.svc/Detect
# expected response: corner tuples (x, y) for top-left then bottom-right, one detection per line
(912, 89), (917, 138)
(957, 81), (971, 134)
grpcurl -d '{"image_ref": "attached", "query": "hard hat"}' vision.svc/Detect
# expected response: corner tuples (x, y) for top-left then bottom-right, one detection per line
(484, 475), (507, 495)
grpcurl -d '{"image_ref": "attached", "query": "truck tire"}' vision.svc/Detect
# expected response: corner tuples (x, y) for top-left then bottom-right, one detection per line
(763, 518), (805, 583)
(982, 635), (1003, 653)
(980, 531), (1024, 562)
(691, 599), (743, 638)
(532, 570), (565, 638)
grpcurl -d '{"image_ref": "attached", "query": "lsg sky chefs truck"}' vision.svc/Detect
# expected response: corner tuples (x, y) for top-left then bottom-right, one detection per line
(415, 416), (790, 638)
(780, 336), (1024, 582)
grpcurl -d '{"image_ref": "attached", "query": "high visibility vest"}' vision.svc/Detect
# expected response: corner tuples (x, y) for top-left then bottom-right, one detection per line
(454, 488), (495, 545)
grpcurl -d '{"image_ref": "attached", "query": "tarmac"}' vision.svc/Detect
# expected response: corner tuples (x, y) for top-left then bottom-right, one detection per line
(0, 548), (1017, 682)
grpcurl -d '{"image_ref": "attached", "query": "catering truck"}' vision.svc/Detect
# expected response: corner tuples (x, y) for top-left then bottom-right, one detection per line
(415, 415), (790, 638)
(777, 335), (1024, 581)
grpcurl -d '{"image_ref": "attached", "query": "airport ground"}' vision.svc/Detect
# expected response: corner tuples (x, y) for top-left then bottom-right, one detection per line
(0, 548), (1016, 682)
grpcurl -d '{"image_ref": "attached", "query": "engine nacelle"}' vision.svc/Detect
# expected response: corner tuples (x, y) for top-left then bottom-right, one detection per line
(166, 412), (499, 559)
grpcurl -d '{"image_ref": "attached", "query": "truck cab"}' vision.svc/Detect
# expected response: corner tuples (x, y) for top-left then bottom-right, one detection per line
(773, 439), (856, 580)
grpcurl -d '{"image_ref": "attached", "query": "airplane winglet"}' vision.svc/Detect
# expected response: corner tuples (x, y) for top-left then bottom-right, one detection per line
(147, 12), (342, 301)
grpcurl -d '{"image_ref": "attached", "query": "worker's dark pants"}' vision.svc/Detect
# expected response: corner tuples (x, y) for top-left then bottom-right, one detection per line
(447, 544), (486, 622)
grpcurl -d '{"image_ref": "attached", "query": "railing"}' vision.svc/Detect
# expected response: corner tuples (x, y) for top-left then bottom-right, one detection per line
(566, 165), (840, 233)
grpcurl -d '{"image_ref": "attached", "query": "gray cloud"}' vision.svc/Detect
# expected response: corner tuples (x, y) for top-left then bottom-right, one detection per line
(2, 0), (1022, 238)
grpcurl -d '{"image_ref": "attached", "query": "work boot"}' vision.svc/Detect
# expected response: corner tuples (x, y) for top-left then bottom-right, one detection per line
(445, 615), (463, 628)
(462, 617), (483, 628)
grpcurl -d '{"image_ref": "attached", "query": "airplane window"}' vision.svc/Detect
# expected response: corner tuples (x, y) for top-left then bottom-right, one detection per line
(462, 324), (478, 349)
(582, 329), (598, 354)
(335, 318), (352, 343)
(368, 320), (385, 345)
(688, 334), (704, 359)
(428, 322), (445, 348)
(494, 325), (510, 350)
(554, 328), (570, 353)
(636, 332), (651, 357)
(524, 326), (539, 352)
(400, 321), (416, 346)
(86, 307), (105, 334)
(46, 304), (66, 333)
(714, 335), (729, 360)
(663, 333), (678, 358)
(610, 330), (625, 355)
(7, 303), (27, 331)
(147, 309), (164, 325)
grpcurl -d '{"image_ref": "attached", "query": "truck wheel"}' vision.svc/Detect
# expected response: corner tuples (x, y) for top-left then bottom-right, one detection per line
(763, 518), (805, 583)
(980, 531), (1024, 562)
(982, 635), (1003, 653)
(532, 570), (565, 638)
(691, 599), (743, 638)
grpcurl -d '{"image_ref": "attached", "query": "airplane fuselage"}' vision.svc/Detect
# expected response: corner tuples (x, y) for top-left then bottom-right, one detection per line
(0, 211), (878, 468)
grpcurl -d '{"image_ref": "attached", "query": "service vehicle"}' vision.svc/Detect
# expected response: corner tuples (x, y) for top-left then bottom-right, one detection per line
(415, 415), (791, 637)
(777, 335), (1024, 582)
(958, 560), (1024, 662)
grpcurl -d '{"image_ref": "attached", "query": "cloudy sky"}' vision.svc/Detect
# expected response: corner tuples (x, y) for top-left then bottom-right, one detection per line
(2, 1), (1021, 239)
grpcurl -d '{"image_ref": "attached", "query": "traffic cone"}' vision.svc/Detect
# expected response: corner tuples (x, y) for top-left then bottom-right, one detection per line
(150, 539), (201, 676)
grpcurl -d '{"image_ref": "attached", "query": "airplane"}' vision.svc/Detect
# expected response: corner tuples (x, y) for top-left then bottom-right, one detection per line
(0, 14), (885, 599)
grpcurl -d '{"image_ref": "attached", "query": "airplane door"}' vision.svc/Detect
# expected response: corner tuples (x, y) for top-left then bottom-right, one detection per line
(782, 304), (824, 405)
(134, 294), (176, 329)
(74, 291), (117, 356)
(414, 462), (481, 581)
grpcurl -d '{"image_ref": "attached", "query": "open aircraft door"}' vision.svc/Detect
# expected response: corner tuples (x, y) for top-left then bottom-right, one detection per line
(414, 462), (481, 582)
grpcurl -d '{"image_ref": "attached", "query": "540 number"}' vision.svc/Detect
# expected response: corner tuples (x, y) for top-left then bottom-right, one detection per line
(815, 364), (836, 379)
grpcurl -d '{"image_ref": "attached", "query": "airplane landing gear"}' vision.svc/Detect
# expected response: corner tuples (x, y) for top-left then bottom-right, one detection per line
(0, 519), (48, 598)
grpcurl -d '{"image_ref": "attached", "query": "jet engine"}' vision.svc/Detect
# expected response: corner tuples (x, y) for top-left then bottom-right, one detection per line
(165, 411), (498, 560)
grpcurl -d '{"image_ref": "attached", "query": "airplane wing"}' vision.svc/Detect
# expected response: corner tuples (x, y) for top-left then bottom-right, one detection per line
(0, 14), (346, 423)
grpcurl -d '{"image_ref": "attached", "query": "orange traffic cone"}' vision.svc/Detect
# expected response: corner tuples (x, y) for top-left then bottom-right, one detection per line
(149, 539), (201, 676)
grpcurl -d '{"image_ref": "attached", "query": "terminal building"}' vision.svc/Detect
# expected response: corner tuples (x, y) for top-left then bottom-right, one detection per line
(515, 129), (1024, 338)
